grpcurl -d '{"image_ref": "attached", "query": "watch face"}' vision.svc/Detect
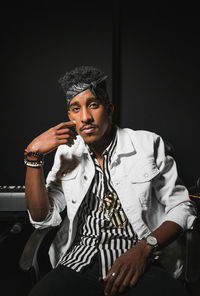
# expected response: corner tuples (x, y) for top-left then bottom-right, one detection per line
(147, 236), (158, 246)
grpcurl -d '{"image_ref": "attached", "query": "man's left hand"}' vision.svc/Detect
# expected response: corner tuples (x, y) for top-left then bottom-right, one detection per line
(104, 240), (152, 296)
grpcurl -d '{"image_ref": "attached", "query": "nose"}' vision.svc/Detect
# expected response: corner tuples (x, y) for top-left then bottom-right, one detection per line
(80, 107), (93, 123)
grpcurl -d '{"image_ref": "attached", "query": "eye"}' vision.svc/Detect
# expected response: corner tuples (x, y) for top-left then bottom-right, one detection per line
(89, 102), (99, 109)
(72, 107), (80, 113)
(71, 107), (80, 113)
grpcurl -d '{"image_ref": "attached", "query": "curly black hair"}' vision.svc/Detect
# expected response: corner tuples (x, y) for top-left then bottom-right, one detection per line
(58, 65), (107, 96)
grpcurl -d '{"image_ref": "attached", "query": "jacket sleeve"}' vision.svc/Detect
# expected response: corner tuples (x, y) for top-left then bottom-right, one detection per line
(152, 134), (196, 230)
(28, 146), (67, 229)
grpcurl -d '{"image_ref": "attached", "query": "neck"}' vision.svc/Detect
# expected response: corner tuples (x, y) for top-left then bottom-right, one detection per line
(89, 125), (115, 159)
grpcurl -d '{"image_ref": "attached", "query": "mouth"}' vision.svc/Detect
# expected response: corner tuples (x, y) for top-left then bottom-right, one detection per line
(81, 125), (97, 135)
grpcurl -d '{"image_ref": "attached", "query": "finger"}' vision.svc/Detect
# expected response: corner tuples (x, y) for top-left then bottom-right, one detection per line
(108, 276), (124, 296)
(118, 270), (133, 294)
(57, 138), (74, 146)
(104, 268), (124, 296)
(104, 274), (117, 296)
(130, 271), (139, 288)
(104, 264), (120, 282)
(57, 136), (76, 146)
(109, 268), (129, 296)
(56, 121), (76, 129)
(56, 128), (76, 136)
(57, 132), (77, 140)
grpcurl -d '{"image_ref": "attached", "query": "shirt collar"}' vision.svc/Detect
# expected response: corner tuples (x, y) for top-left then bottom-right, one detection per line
(85, 126), (117, 159)
(82, 125), (136, 161)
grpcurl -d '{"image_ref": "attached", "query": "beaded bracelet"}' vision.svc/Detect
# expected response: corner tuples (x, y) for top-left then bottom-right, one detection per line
(24, 158), (44, 167)
(24, 149), (44, 167)
(24, 149), (43, 159)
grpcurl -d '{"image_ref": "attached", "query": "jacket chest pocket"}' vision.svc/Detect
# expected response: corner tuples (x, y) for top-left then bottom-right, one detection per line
(128, 158), (160, 208)
(59, 168), (79, 203)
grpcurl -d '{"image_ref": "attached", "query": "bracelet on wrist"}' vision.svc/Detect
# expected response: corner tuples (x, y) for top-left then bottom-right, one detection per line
(24, 149), (43, 159)
(24, 158), (44, 167)
(24, 149), (44, 167)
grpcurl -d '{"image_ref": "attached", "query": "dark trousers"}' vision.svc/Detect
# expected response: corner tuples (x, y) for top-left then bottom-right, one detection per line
(28, 256), (188, 296)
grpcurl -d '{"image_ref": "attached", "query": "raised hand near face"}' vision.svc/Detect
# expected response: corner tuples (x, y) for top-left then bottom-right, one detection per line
(26, 121), (77, 155)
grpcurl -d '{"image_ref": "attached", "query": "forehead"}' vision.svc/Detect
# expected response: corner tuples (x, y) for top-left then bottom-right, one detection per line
(69, 88), (100, 107)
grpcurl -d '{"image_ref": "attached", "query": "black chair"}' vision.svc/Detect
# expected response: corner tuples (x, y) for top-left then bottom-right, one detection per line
(185, 177), (200, 296)
(19, 226), (59, 285)
(19, 140), (200, 295)
(19, 180), (200, 296)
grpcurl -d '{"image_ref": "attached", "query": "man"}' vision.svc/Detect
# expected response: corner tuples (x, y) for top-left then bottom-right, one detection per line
(25, 66), (196, 296)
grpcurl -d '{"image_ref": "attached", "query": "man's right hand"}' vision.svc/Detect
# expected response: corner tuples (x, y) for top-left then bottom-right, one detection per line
(26, 121), (77, 155)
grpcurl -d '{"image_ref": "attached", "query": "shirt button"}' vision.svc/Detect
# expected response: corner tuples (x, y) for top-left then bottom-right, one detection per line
(144, 173), (149, 178)
(84, 176), (87, 180)
(62, 172), (67, 177)
(99, 243), (103, 249)
(72, 199), (76, 204)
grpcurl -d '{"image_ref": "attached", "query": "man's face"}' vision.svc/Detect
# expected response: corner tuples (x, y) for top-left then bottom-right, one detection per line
(68, 88), (113, 146)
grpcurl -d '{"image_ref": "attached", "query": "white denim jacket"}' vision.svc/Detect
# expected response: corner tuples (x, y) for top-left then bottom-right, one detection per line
(29, 127), (196, 272)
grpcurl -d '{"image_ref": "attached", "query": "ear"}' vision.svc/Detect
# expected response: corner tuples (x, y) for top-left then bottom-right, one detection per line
(106, 103), (114, 117)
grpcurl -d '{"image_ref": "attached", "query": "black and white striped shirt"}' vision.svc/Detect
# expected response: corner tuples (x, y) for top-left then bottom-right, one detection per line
(60, 130), (138, 278)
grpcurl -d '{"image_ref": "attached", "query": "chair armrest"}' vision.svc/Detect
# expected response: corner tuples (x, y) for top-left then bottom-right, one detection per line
(185, 218), (200, 283)
(19, 226), (59, 283)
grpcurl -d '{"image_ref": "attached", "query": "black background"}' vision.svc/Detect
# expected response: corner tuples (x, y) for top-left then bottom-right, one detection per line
(121, 5), (200, 187)
(1, 3), (112, 185)
(1, 2), (199, 188)
(0, 2), (200, 295)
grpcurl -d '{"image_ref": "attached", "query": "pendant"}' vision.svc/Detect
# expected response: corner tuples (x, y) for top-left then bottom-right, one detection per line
(103, 191), (115, 210)
(100, 190), (128, 228)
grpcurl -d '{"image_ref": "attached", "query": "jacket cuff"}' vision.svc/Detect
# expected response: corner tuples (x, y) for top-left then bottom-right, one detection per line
(164, 204), (196, 230)
(28, 206), (62, 229)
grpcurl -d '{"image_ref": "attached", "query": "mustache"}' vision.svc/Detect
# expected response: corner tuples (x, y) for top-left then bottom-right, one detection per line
(80, 124), (98, 131)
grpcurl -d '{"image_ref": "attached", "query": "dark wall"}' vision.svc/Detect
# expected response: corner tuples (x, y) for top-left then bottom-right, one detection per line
(1, 3), (199, 188)
(120, 5), (200, 187)
(1, 4), (112, 185)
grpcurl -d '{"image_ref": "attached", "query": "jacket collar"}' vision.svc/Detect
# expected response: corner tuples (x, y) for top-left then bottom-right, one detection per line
(114, 126), (136, 159)
(74, 126), (136, 160)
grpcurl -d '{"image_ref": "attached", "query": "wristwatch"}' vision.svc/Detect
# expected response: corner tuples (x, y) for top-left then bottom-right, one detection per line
(145, 235), (159, 250)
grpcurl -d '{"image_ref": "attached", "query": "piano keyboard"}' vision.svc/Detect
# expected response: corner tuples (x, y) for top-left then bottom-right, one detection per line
(0, 186), (26, 211)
